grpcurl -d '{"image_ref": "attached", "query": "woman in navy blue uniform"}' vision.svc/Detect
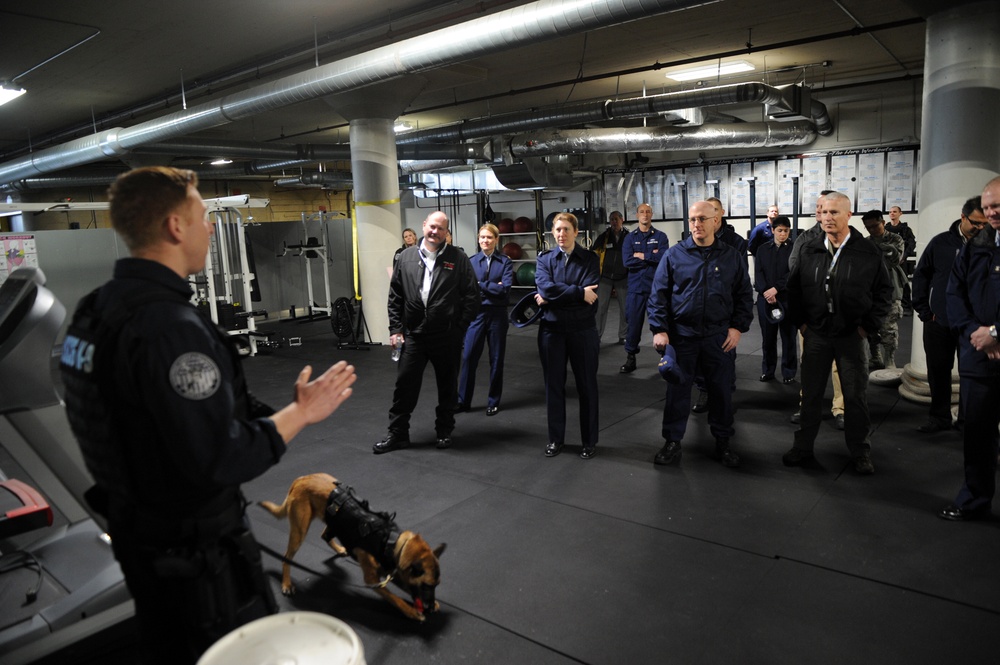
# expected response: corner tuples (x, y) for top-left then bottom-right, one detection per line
(754, 215), (797, 383)
(458, 223), (514, 415)
(535, 212), (601, 459)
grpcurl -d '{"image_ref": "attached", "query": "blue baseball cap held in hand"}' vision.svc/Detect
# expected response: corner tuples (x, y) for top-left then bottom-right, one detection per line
(765, 300), (786, 325)
(509, 290), (543, 328)
(658, 345), (686, 384)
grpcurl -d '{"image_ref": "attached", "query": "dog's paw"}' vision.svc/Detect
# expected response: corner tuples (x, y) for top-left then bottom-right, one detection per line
(281, 585), (296, 597)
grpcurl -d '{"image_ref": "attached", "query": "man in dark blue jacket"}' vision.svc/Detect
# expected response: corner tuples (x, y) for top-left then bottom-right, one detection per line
(748, 204), (780, 256)
(620, 203), (669, 374)
(647, 200), (754, 468)
(940, 177), (1000, 521)
(376, 211), (480, 453)
(783, 192), (892, 475)
(911, 197), (984, 433)
(754, 215), (796, 383)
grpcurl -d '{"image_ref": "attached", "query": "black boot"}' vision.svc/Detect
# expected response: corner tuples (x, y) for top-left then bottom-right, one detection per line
(619, 353), (637, 374)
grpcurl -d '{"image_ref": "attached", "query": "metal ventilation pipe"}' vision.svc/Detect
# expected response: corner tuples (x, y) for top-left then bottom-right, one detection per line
(509, 121), (818, 156)
(139, 139), (488, 162)
(0, 0), (714, 186)
(399, 82), (833, 145)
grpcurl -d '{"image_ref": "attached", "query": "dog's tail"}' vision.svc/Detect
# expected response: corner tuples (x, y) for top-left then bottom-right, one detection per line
(258, 497), (289, 519)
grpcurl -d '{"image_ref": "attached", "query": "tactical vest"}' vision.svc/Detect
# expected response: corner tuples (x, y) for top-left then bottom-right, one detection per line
(60, 286), (190, 505)
(321, 485), (399, 570)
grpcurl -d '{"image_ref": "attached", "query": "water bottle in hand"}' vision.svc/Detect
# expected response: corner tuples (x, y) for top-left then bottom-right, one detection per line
(391, 345), (402, 362)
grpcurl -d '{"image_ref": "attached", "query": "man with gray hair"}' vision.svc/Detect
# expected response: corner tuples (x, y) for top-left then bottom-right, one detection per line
(783, 192), (892, 474)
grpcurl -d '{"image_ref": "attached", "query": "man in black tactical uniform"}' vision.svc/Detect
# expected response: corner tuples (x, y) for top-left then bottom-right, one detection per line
(60, 166), (357, 664)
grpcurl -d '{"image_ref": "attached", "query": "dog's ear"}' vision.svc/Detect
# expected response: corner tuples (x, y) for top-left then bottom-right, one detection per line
(433, 543), (447, 559)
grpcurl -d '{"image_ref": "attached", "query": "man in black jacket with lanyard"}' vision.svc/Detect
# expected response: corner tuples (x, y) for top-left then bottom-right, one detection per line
(60, 167), (357, 665)
(783, 192), (892, 475)
(375, 210), (480, 453)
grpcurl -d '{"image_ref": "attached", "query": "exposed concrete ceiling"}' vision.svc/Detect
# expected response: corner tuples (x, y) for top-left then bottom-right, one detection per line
(0, 0), (926, 188)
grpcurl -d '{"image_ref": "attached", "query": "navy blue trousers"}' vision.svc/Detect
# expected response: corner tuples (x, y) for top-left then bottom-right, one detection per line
(662, 332), (736, 442)
(952, 376), (999, 512)
(458, 305), (508, 409)
(923, 318), (960, 426)
(757, 298), (798, 379)
(623, 289), (650, 355)
(538, 323), (600, 446)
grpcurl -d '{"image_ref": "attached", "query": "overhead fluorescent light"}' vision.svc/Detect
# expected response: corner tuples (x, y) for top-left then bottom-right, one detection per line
(0, 82), (27, 106)
(666, 60), (755, 82)
(210, 158), (233, 165)
(394, 121), (414, 133)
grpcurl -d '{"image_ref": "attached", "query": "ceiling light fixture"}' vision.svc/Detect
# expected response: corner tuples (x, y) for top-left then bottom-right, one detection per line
(210, 158), (233, 165)
(0, 82), (27, 107)
(394, 121), (414, 133)
(666, 60), (755, 82)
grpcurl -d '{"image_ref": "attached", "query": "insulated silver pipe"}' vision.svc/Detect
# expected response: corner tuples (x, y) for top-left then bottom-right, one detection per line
(140, 139), (488, 161)
(510, 122), (818, 156)
(400, 82), (833, 144)
(0, 0), (714, 185)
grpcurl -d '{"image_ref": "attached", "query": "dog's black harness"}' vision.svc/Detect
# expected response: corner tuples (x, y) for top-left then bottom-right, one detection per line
(320, 484), (400, 574)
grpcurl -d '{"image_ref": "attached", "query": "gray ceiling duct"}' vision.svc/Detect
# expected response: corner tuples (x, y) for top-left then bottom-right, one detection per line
(398, 83), (833, 145)
(509, 121), (818, 157)
(0, 0), (714, 187)
(140, 139), (488, 162)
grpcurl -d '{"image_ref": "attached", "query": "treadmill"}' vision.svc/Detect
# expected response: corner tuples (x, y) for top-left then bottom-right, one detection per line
(0, 267), (133, 664)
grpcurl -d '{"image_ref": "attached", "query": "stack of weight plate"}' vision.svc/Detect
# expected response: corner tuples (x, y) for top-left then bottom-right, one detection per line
(893, 363), (960, 405)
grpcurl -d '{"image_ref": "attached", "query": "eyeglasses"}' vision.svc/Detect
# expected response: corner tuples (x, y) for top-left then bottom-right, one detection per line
(688, 215), (717, 225)
(965, 215), (988, 227)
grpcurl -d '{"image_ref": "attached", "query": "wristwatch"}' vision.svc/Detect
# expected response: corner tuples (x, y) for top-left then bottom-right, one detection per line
(990, 325), (998, 340)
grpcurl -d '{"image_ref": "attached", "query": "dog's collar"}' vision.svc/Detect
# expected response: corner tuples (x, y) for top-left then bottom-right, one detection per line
(374, 531), (412, 588)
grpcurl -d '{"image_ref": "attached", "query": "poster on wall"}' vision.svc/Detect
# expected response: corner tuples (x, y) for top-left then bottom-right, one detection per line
(603, 173), (627, 217)
(830, 154), (858, 209)
(753, 161), (777, 214)
(777, 158), (803, 215)
(1, 234), (39, 286)
(857, 152), (886, 212)
(729, 163), (753, 217)
(886, 150), (916, 212)
(644, 171), (666, 217)
(801, 155), (828, 213)
(663, 169), (685, 219)
(684, 167), (706, 204)
(706, 164), (729, 207)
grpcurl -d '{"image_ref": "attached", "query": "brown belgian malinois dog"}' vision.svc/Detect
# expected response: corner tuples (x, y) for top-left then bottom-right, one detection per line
(259, 473), (445, 621)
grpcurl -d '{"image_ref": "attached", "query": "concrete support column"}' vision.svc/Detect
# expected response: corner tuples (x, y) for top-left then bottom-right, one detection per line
(350, 117), (401, 345)
(907, 1), (1000, 381)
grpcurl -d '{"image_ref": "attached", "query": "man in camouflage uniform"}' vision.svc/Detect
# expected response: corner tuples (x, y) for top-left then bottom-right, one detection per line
(862, 210), (907, 369)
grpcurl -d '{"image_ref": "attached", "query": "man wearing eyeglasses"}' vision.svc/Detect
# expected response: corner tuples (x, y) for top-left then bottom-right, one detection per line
(861, 210), (907, 370)
(940, 179), (1000, 522)
(784, 192), (892, 475)
(620, 203), (669, 374)
(647, 200), (753, 468)
(911, 196), (984, 434)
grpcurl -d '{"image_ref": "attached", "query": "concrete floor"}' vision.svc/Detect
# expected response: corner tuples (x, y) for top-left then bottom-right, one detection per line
(231, 300), (998, 664)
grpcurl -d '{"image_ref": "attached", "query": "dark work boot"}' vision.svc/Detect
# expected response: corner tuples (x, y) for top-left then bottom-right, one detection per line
(620, 353), (637, 374)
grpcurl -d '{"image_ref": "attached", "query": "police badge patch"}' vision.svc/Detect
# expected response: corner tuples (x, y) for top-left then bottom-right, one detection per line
(169, 352), (221, 399)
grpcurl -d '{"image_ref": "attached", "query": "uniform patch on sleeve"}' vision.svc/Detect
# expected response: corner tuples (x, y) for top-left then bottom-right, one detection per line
(169, 352), (221, 400)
